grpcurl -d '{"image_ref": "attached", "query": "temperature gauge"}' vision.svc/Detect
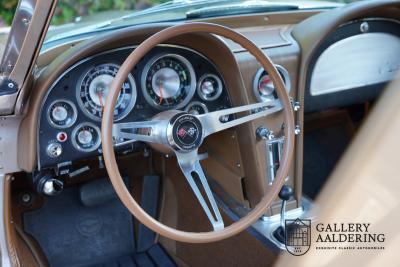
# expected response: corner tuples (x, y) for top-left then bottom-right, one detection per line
(72, 123), (101, 152)
(184, 101), (209, 115)
(197, 74), (223, 101)
(47, 100), (77, 128)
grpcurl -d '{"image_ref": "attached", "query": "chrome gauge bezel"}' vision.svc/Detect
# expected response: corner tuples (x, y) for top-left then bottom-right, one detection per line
(46, 99), (78, 129)
(76, 63), (137, 122)
(184, 101), (209, 115)
(252, 65), (291, 103)
(141, 53), (196, 110)
(71, 122), (101, 152)
(197, 73), (223, 101)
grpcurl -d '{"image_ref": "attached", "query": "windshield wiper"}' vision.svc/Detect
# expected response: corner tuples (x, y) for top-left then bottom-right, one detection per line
(186, 2), (299, 19)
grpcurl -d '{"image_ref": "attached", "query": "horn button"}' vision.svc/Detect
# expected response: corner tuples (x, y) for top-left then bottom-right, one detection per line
(167, 113), (203, 151)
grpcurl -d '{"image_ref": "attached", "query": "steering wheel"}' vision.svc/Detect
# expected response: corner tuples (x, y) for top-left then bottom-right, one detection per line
(101, 22), (295, 243)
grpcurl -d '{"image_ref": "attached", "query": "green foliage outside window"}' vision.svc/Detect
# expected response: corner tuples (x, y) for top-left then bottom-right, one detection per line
(0, 0), (169, 27)
(0, 0), (18, 26)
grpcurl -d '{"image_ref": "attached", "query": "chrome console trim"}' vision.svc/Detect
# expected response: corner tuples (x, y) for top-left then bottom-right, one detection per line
(255, 196), (315, 250)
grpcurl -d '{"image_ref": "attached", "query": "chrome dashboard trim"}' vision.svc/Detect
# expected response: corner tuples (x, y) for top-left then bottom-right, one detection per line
(310, 32), (400, 96)
(338, 17), (400, 28)
(254, 196), (314, 250)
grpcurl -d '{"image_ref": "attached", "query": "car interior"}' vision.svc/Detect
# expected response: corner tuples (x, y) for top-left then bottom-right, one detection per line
(0, 0), (399, 266)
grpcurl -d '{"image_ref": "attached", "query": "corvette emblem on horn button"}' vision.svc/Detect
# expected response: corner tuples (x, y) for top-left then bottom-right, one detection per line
(171, 114), (203, 151)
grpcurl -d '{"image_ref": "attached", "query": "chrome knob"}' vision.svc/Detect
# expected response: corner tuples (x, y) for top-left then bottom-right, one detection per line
(42, 179), (64, 196)
(46, 142), (62, 158)
(256, 127), (274, 140)
(293, 101), (301, 111)
(294, 125), (301, 135)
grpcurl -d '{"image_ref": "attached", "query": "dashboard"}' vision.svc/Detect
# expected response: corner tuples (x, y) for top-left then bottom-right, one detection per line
(38, 45), (233, 169)
(13, 0), (399, 209)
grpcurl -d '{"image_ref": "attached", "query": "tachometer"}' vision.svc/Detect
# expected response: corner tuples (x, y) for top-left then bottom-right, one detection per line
(77, 63), (137, 121)
(141, 54), (196, 110)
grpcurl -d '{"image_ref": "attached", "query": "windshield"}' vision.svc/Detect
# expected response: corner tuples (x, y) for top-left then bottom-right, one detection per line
(1, 0), (364, 49)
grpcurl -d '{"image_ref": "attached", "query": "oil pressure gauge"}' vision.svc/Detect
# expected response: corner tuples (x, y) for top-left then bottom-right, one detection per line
(47, 99), (77, 129)
(72, 123), (101, 152)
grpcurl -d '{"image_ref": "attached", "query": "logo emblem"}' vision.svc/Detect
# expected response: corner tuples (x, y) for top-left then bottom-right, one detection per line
(76, 214), (103, 237)
(177, 127), (187, 138)
(171, 114), (203, 151)
(285, 218), (311, 256)
(186, 127), (197, 137)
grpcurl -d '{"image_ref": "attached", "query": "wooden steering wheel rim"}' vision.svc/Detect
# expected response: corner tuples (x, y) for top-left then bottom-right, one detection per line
(101, 22), (295, 243)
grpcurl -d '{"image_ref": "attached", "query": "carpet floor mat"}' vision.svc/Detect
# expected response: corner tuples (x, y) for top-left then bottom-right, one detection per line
(303, 123), (350, 198)
(24, 186), (135, 267)
(23, 181), (176, 267)
(89, 244), (176, 267)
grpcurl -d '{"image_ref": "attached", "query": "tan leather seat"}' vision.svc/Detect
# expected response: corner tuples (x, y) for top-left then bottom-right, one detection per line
(275, 73), (400, 266)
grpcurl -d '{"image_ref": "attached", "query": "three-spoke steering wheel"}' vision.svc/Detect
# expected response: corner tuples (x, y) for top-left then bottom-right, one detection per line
(101, 22), (295, 243)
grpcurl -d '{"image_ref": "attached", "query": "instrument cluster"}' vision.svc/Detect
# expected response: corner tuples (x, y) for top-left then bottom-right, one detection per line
(38, 45), (232, 169)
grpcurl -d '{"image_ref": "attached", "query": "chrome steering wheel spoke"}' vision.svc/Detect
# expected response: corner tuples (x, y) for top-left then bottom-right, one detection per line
(197, 99), (282, 138)
(175, 150), (224, 231)
(112, 120), (165, 145)
(112, 100), (282, 230)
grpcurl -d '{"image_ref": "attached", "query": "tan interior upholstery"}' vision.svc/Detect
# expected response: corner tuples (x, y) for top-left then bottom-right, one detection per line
(275, 74), (400, 266)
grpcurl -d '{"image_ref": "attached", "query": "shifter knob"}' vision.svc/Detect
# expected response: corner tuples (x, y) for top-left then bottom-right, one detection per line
(278, 185), (294, 201)
(273, 185), (295, 243)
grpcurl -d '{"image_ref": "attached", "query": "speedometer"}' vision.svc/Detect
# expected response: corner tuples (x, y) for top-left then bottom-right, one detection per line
(77, 63), (137, 121)
(141, 54), (196, 110)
